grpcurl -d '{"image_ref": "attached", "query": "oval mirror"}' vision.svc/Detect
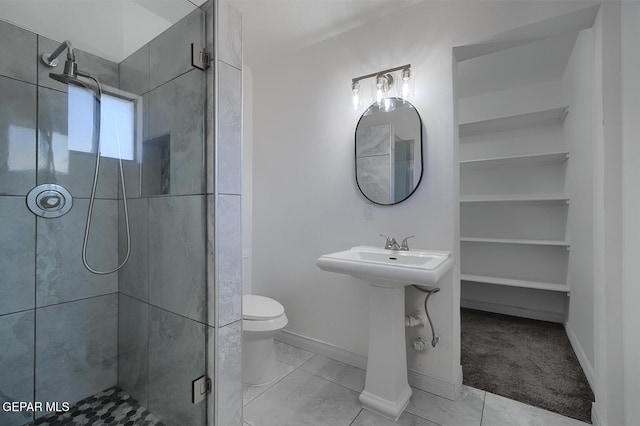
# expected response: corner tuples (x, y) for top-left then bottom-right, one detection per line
(355, 98), (423, 205)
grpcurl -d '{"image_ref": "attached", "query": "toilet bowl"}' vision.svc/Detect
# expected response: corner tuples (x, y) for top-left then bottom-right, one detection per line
(242, 294), (288, 385)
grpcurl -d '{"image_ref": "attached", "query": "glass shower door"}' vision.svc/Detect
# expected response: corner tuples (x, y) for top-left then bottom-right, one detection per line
(0, 4), (209, 426)
(117, 6), (209, 426)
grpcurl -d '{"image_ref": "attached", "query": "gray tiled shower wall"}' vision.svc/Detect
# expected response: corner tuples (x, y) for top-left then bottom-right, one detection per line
(0, 16), (120, 426)
(0, 2), (244, 424)
(209, 0), (244, 424)
(118, 1), (244, 424)
(117, 7), (208, 426)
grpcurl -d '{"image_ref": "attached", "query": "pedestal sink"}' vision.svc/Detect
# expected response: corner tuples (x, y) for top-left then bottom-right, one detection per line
(316, 246), (454, 421)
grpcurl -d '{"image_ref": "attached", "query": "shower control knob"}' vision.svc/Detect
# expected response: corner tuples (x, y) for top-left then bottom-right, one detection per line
(26, 184), (73, 218)
(40, 194), (62, 208)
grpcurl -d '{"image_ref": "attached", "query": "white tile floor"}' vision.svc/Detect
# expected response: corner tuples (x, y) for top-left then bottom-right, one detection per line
(242, 341), (591, 426)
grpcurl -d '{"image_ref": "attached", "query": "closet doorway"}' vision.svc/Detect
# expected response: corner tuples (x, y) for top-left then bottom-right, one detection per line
(455, 7), (600, 423)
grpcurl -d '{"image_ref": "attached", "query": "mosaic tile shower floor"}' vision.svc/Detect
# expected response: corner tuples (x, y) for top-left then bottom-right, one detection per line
(28, 387), (163, 426)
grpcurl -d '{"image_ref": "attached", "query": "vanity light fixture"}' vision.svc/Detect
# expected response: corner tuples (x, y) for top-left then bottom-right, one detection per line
(351, 64), (412, 111)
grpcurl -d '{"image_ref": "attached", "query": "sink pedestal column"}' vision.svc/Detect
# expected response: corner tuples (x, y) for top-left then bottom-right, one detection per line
(359, 283), (412, 420)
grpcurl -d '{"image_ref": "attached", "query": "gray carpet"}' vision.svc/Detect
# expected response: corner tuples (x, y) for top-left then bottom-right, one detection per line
(461, 308), (594, 423)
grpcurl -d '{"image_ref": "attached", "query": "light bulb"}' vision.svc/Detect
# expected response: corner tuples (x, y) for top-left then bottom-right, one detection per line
(376, 75), (387, 106)
(376, 88), (383, 105)
(352, 81), (360, 110)
(383, 97), (395, 112)
(402, 68), (411, 99)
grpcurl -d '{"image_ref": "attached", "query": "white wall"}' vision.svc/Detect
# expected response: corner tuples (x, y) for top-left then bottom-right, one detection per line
(591, 3), (625, 425)
(562, 28), (595, 379)
(621, 1), (640, 424)
(250, 0), (612, 397)
(242, 65), (254, 295)
(459, 79), (565, 124)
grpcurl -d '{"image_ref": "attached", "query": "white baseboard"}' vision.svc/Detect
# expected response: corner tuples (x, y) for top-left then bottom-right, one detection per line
(564, 321), (595, 391)
(461, 298), (565, 323)
(408, 364), (463, 401)
(276, 330), (461, 400)
(276, 330), (367, 370)
(591, 402), (604, 426)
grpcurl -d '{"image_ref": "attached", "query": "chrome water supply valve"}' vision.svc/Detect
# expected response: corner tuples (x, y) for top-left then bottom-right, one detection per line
(412, 285), (441, 348)
(412, 337), (427, 352)
(405, 314), (426, 328)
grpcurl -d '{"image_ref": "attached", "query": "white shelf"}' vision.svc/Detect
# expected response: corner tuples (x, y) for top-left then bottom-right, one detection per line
(460, 152), (569, 168)
(460, 194), (569, 204)
(459, 106), (569, 137)
(460, 237), (570, 247)
(461, 274), (570, 292)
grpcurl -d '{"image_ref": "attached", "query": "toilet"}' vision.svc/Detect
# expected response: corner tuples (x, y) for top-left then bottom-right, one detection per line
(242, 294), (288, 385)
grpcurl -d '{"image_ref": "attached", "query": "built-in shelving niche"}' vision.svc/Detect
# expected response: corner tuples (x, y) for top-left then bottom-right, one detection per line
(457, 24), (597, 325)
(459, 106), (573, 302)
(460, 275), (570, 293)
(459, 106), (569, 137)
(458, 86), (575, 321)
(456, 12), (598, 391)
(460, 151), (569, 168)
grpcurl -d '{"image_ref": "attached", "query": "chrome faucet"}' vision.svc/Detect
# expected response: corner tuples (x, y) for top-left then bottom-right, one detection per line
(400, 235), (415, 251)
(380, 234), (415, 251)
(380, 234), (400, 250)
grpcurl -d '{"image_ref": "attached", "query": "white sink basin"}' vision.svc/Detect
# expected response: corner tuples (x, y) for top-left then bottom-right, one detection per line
(316, 245), (453, 288)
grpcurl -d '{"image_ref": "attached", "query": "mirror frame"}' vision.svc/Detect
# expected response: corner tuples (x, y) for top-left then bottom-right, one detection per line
(354, 98), (424, 205)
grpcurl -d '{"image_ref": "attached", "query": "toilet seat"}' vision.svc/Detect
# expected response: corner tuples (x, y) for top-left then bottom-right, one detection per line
(243, 294), (285, 320)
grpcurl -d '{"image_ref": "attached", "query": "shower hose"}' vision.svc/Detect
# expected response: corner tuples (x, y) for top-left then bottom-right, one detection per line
(81, 74), (131, 275)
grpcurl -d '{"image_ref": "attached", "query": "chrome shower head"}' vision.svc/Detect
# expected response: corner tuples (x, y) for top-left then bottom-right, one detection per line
(42, 40), (97, 94)
(48, 71), (92, 90)
(42, 39), (92, 90)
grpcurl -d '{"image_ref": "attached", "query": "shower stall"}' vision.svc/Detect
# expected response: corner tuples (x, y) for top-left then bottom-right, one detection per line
(0, 1), (243, 425)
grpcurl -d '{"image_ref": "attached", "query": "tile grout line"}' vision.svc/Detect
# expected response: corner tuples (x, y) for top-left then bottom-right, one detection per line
(276, 347), (446, 426)
(287, 349), (440, 426)
(32, 43), (39, 419)
(275, 352), (366, 426)
(295, 352), (317, 369)
(297, 358), (365, 396)
(246, 342), (586, 426)
(294, 354), (440, 426)
(348, 408), (364, 426)
(242, 355), (311, 407)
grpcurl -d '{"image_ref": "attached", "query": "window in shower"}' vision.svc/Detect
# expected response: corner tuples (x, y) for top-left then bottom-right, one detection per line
(67, 85), (136, 160)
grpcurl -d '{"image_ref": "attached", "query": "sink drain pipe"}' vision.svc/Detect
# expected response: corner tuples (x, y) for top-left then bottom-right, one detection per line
(412, 285), (440, 347)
